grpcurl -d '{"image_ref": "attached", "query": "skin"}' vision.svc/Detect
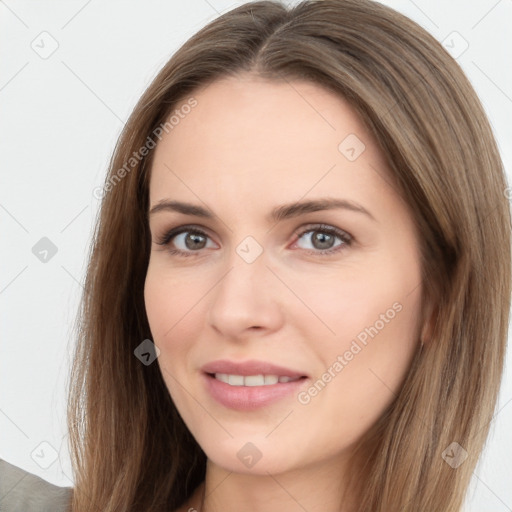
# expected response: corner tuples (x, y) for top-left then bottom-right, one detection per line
(144, 73), (427, 512)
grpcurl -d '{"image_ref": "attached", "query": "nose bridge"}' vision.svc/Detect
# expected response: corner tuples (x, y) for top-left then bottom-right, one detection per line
(206, 242), (283, 335)
(217, 242), (270, 303)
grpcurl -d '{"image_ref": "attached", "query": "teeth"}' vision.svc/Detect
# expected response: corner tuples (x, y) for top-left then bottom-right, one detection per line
(214, 373), (302, 386)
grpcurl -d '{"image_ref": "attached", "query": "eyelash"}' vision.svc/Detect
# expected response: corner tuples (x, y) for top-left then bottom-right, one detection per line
(154, 224), (353, 258)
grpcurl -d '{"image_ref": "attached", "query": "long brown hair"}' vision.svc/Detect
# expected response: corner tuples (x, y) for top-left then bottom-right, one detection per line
(67, 1), (511, 510)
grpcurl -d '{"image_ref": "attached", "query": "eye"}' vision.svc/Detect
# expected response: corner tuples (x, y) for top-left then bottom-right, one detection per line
(153, 223), (353, 258)
(292, 224), (352, 255)
(154, 226), (215, 258)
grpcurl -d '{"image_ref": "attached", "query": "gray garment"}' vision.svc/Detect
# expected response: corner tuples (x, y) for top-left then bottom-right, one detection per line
(0, 458), (73, 512)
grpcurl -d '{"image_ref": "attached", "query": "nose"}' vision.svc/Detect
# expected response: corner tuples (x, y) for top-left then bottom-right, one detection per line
(206, 251), (285, 340)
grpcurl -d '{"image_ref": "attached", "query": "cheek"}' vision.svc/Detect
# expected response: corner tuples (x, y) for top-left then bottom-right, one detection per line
(144, 262), (214, 374)
(292, 242), (422, 342)
(301, 266), (422, 428)
(145, 258), (193, 326)
(279, 263), (411, 343)
(144, 266), (201, 407)
(144, 271), (172, 343)
(290, 253), (422, 390)
(144, 264), (197, 351)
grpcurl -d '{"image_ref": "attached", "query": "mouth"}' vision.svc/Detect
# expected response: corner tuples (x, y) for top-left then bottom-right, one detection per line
(202, 372), (309, 411)
(205, 372), (307, 386)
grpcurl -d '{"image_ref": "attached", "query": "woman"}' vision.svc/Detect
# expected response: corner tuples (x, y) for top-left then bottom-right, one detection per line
(2, 0), (509, 511)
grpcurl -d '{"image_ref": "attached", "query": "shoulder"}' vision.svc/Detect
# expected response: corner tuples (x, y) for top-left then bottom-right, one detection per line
(0, 458), (73, 512)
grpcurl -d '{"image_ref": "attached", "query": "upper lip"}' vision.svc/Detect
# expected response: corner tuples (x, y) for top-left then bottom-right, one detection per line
(201, 359), (308, 378)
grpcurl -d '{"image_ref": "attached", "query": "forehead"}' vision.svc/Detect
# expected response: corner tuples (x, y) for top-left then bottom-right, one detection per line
(148, 75), (397, 215)
(155, 75), (371, 156)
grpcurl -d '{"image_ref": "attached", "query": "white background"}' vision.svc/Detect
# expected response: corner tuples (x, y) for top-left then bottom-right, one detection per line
(1, 1), (511, 510)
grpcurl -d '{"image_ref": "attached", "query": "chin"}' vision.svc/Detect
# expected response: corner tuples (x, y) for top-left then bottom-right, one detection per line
(198, 435), (305, 476)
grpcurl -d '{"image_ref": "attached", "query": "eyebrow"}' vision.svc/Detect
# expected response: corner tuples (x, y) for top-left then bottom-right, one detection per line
(149, 197), (376, 223)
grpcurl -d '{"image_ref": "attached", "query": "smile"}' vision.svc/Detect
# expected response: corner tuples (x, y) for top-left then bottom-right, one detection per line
(212, 373), (304, 386)
(203, 372), (308, 411)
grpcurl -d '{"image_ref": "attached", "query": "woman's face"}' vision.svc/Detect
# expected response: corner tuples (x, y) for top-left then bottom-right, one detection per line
(144, 74), (425, 476)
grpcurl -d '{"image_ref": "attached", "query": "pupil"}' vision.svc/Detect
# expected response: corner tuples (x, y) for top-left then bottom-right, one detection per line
(314, 231), (333, 250)
(186, 233), (206, 250)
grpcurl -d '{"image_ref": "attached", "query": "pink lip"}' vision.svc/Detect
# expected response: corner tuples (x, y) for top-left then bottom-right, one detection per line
(202, 373), (308, 411)
(201, 359), (307, 378)
(200, 359), (309, 411)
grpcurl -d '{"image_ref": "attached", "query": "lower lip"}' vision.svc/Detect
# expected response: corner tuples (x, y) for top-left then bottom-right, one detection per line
(203, 373), (308, 411)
